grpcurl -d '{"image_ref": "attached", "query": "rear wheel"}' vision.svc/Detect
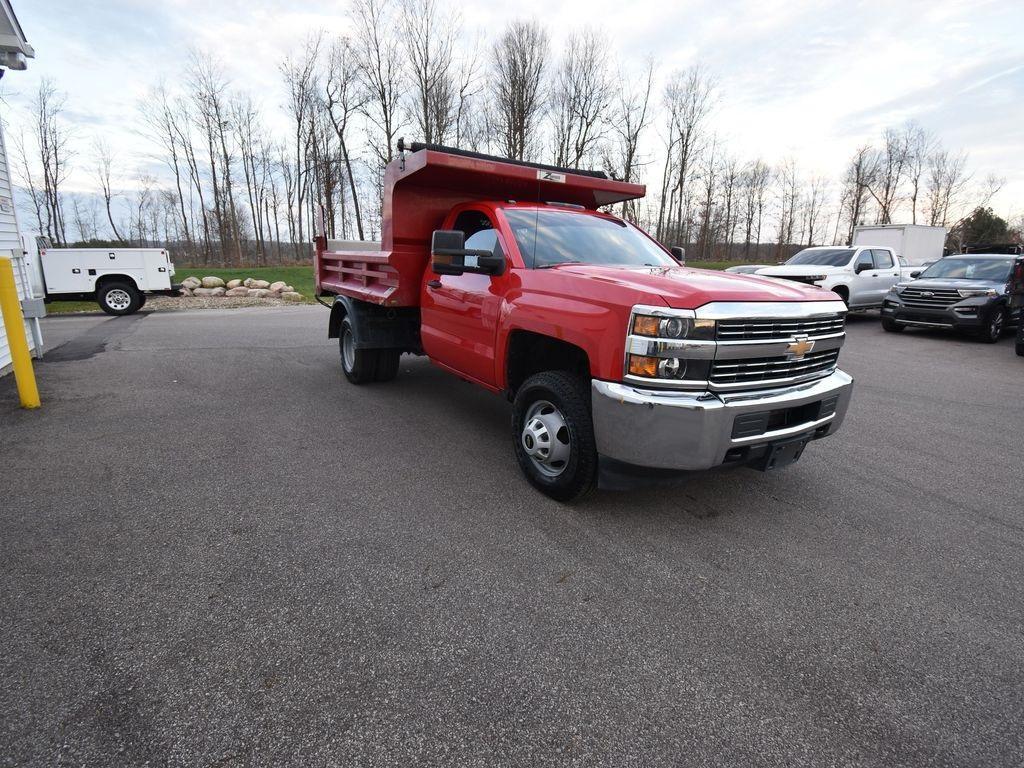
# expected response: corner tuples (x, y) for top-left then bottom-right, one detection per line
(881, 317), (903, 333)
(97, 281), (142, 316)
(979, 307), (1005, 343)
(512, 371), (597, 502)
(339, 316), (400, 384)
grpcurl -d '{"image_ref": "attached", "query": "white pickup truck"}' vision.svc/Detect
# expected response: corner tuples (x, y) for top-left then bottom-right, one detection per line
(27, 237), (181, 315)
(755, 246), (902, 309)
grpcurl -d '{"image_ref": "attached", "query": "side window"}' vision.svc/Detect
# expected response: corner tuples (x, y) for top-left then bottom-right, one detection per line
(453, 209), (495, 243)
(872, 249), (894, 269)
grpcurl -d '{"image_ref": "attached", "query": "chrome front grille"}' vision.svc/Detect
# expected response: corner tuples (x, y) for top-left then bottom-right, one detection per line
(899, 287), (960, 308)
(717, 314), (845, 341)
(711, 349), (840, 385)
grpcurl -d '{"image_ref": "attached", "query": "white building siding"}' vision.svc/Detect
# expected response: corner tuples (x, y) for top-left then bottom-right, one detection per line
(0, 114), (37, 375)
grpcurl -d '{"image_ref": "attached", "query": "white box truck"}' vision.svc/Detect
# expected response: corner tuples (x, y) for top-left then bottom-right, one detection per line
(852, 224), (947, 276)
(29, 237), (181, 315)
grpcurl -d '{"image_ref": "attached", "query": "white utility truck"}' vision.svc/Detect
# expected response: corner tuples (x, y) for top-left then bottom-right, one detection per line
(852, 224), (947, 277)
(28, 237), (181, 315)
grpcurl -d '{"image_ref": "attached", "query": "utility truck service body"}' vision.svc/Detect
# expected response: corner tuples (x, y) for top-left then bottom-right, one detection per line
(30, 238), (180, 315)
(316, 144), (854, 500)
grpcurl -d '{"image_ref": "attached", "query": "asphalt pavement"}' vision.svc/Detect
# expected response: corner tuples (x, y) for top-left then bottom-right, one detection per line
(1, 305), (1021, 767)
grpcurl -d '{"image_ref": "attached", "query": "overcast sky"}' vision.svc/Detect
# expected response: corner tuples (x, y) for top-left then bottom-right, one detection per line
(4, 0), (1023, 218)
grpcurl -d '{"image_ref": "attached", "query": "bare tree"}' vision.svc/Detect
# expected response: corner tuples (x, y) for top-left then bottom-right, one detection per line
(281, 33), (323, 258)
(29, 78), (73, 243)
(92, 138), (126, 243)
(803, 175), (828, 245)
(602, 60), (654, 221)
(400, 0), (457, 145)
(657, 66), (715, 245)
(925, 149), (970, 227)
(141, 82), (193, 252)
(351, 0), (403, 167)
(866, 126), (909, 224)
(11, 130), (45, 235)
(489, 20), (549, 161)
(903, 121), (934, 225)
(841, 145), (876, 241)
(550, 29), (613, 169)
(325, 36), (368, 240)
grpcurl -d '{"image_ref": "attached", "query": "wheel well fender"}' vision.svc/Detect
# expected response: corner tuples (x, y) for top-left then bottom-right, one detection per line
(327, 295), (353, 339)
(831, 284), (849, 299)
(505, 330), (591, 397)
(96, 274), (139, 291)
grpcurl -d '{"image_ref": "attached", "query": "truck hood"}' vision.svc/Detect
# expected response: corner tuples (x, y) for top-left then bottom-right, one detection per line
(548, 264), (832, 309)
(755, 264), (847, 277)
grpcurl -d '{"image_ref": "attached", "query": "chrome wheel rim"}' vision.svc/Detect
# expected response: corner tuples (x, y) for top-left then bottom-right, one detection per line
(342, 329), (355, 370)
(521, 399), (572, 477)
(105, 289), (131, 311)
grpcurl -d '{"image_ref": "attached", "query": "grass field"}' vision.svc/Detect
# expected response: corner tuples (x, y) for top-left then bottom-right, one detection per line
(43, 261), (769, 314)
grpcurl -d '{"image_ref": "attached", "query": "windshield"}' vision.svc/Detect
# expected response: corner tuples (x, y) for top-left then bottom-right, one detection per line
(919, 257), (1013, 281)
(503, 209), (676, 269)
(785, 248), (855, 267)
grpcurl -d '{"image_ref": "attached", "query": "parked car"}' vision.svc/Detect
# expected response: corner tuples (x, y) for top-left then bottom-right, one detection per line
(27, 236), (181, 315)
(724, 264), (770, 274)
(315, 142), (854, 501)
(1011, 256), (1024, 356)
(755, 246), (900, 309)
(881, 253), (1023, 342)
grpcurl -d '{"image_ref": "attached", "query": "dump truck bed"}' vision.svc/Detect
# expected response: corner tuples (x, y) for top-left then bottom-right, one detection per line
(314, 144), (646, 307)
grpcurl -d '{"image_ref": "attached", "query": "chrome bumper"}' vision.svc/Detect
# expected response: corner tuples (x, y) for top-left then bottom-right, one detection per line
(591, 370), (854, 471)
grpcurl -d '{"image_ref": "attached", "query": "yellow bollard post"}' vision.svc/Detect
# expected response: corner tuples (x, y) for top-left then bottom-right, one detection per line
(0, 256), (41, 409)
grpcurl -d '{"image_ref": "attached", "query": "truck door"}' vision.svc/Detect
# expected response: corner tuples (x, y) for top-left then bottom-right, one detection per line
(871, 248), (901, 300)
(420, 209), (509, 386)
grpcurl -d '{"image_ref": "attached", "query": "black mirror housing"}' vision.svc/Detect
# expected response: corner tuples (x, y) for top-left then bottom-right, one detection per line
(670, 246), (686, 264)
(854, 261), (872, 274)
(910, 270), (921, 279)
(430, 229), (505, 277)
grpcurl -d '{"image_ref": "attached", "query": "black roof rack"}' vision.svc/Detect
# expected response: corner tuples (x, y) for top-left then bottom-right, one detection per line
(405, 141), (609, 181)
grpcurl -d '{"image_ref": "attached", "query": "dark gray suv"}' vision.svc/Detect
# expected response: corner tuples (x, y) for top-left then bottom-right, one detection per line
(881, 254), (1023, 343)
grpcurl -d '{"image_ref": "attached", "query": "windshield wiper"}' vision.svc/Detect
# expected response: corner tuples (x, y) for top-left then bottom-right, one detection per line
(537, 260), (582, 269)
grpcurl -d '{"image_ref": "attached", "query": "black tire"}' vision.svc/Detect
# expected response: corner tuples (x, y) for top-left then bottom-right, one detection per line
(97, 281), (142, 316)
(1015, 322), (1023, 357)
(881, 317), (903, 333)
(375, 350), (401, 382)
(512, 371), (597, 503)
(978, 307), (1005, 344)
(137, 293), (147, 309)
(339, 316), (379, 384)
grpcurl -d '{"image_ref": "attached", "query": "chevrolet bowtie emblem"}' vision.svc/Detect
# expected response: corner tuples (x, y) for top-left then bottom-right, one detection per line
(787, 337), (815, 359)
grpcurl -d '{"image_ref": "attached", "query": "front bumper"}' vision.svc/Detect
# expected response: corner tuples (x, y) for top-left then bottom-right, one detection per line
(880, 296), (996, 329)
(591, 370), (854, 471)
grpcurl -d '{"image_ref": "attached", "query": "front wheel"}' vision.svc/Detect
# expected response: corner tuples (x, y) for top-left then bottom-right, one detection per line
(881, 317), (903, 333)
(979, 307), (1005, 343)
(512, 371), (598, 502)
(97, 281), (142, 316)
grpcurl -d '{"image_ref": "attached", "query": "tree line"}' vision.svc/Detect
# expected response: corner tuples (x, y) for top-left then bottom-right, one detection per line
(11, 0), (1019, 266)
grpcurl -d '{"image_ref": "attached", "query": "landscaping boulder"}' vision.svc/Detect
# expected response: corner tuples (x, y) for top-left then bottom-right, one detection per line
(225, 286), (249, 297)
(179, 287), (193, 297)
(281, 291), (304, 302)
(201, 276), (226, 289)
(243, 277), (255, 288)
(247, 288), (273, 298)
(269, 280), (288, 293)
(248, 279), (271, 290)
(181, 276), (202, 291)
(193, 287), (226, 297)
(282, 285), (294, 293)
(226, 279), (243, 290)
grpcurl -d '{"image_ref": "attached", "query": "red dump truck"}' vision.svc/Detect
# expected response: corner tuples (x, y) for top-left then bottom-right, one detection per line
(315, 143), (853, 500)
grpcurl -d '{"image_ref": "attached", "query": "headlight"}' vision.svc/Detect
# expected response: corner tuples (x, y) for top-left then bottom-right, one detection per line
(628, 355), (707, 381)
(890, 284), (907, 294)
(957, 288), (998, 298)
(631, 315), (716, 340)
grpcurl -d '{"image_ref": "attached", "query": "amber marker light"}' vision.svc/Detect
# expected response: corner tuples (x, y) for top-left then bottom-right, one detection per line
(628, 354), (660, 377)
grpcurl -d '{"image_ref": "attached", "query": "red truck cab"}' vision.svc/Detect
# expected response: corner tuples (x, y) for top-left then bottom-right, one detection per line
(316, 144), (853, 500)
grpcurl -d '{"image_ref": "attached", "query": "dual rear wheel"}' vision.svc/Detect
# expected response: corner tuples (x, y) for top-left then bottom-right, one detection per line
(339, 316), (400, 384)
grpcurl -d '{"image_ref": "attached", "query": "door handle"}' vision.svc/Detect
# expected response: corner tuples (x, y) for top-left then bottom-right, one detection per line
(71, 268), (81, 274)
(426, 279), (442, 289)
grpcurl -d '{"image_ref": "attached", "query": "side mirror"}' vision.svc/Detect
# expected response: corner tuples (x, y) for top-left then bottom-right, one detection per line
(430, 230), (505, 277)
(910, 270), (921, 279)
(670, 246), (686, 265)
(854, 260), (872, 274)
